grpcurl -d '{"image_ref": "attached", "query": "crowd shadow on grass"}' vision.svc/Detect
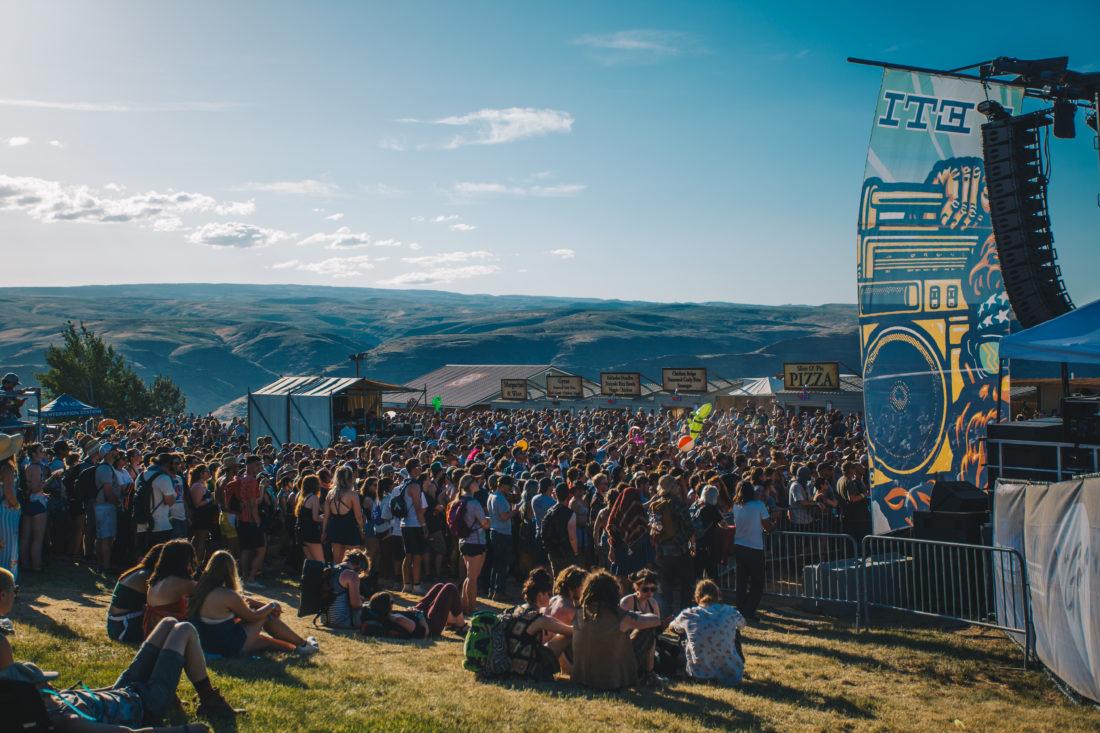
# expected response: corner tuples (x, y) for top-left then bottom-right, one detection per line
(12, 599), (83, 640)
(206, 653), (315, 686)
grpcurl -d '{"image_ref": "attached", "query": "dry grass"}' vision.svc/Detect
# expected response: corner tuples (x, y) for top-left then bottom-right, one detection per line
(9, 562), (1096, 733)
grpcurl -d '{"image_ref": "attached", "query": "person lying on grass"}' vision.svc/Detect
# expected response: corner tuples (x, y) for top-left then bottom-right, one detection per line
(361, 582), (466, 639)
(188, 550), (318, 657)
(0, 566), (239, 732)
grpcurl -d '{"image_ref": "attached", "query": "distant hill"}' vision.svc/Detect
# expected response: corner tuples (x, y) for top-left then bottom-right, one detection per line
(0, 284), (860, 415)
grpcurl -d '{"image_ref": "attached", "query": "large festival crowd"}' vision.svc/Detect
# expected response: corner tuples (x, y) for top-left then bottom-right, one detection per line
(0, 381), (870, 731)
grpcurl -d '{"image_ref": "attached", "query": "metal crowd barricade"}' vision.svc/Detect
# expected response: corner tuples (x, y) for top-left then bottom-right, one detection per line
(860, 535), (1034, 667)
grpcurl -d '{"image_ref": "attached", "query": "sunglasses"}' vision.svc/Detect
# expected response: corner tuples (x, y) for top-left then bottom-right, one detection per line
(639, 585), (657, 593)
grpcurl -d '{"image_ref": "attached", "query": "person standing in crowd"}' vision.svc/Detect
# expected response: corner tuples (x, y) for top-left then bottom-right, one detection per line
(837, 460), (871, 541)
(788, 465), (816, 529)
(296, 473), (325, 562)
(486, 473), (514, 600)
(226, 455), (265, 586)
(325, 464), (365, 567)
(649, 475), (695, 616)
(19, 442), (51, 573)
(0, 433), (23, 582)
(136, 453), (177, 556)
(398, 459), (427, 594)
(541, 482), (577, 577)
(188, 463), (218, 567)
(93, 443), (121, 572)
(731, 479), (774, 622)
(456, 473), (489, 614)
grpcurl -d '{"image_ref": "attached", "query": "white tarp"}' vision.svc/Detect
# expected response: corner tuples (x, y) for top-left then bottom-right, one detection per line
(994, 477), (1100, 702)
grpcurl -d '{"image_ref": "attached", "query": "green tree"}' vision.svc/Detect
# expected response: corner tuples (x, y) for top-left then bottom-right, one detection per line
(148, 375), (186, 415)
(37, 322), (186, 419)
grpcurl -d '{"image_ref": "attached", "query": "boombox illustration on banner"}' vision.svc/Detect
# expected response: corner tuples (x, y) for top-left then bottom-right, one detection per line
(858, 157), (1012, 531)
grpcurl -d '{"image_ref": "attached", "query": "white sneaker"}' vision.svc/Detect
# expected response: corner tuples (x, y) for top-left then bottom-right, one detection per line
(305, 635), (319, 648)
(296, 642), (319, 656)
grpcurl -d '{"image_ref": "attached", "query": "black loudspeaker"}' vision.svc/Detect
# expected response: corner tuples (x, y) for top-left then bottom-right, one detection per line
(912, 510), (987, 544)
(1063, 397), (1100, 444)
(981, 110), (1073, 328)
(930, 480), (989, 513)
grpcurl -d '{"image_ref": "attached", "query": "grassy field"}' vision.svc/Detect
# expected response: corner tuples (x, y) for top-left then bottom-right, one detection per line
(8, 562), (1094, 733)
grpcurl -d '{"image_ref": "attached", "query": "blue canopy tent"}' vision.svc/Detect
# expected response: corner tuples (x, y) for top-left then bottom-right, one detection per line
(34, 393), (104, 419)
(1000, 298), (1100, 365)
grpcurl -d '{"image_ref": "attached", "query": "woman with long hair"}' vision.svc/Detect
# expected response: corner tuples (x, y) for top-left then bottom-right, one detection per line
(620, 568), (662, 677)
(605, 486), (649, 577)
(571, 570), (663, 689)
(731, 479), (774, 622)
(323, 465), (364, 564)
(143, 538), (197, 637)
(188, 463), (218, 568)
(18, 442), (50, 573)
(295, 474), (325, 562)
(454, 473), (490, 614)
(190, 550), (318, 657)
(106, 541), (165, 643)
(359, 476), (381, 578)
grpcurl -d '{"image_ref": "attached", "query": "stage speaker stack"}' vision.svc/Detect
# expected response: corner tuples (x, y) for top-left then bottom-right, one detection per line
(911, 480), (989, 545)
(1063, 397), (1100, 444)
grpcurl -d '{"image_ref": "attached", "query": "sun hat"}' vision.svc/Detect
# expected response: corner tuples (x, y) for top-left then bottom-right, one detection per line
(0, 433), (24, 462)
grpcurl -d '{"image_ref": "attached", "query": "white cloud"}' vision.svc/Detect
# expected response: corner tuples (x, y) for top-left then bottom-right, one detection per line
(450, 222), (477, 231)
(0, 98), (237, 112)
(432, 214), (460, 223)
(408, 242), (422, 251)
(410, 215), (425, 222)
(572, 30), (699, 65)
(152, 217), (186, 232)
(378, 264), (499, 287)
(235, 179), (339, 196)
(374, 238), (403, 247)
(451, 181), (585, 199)
(273, 254), (373, 278)
(297, 226), (372, 250)
(189, 222), (291, 249)
(6, 136), (30, 147)
(0, 174), (256, 230)
(548, 248), (575, 259)
(324, 212), (344, 221)
(378, 138), (407, 151)
(360, 183), (404, 196)
(402, 250), (493, 266)
(48, 140), (63, 148)
(403, 107), (574, 149)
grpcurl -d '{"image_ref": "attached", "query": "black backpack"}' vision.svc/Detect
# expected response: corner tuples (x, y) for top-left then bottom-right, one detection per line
(130, 468), (166, 526)
(299, 559), (341, 623)
(76, 465), (99, 503)
(0, 679), (53, 731)
(389, 479), (412, 519)
(539, 504), (572, 556)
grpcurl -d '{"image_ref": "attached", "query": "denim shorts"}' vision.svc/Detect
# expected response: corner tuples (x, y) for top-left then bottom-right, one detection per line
(95, 503), (118, 540)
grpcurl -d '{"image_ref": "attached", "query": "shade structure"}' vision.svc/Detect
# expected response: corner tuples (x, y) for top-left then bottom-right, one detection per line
(1000, 298), (1100, 365)
(36, 393), (103, 419)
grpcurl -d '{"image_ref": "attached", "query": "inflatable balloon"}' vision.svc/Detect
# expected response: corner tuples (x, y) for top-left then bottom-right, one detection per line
(515, 439), (529, 451)
(97, 418), (119, 433)
(677, 435), (695, 452)
(431, 395), (443, 413)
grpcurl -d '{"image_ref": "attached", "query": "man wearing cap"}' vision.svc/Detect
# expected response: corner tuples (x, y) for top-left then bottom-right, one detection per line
(93, 442), (120, 571)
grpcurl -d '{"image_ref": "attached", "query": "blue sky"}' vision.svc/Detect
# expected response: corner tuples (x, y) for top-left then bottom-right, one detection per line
(0, 1), (1097, 305)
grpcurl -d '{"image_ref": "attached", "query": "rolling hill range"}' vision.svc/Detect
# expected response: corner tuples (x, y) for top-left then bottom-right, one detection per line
(0, 284), (860, 415)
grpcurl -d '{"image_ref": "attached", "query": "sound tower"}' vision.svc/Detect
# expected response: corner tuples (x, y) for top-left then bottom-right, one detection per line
(980, 109), (1074, 328)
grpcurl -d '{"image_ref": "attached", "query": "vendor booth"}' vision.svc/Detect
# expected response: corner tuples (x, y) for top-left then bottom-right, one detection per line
(248, 375), (412, 449)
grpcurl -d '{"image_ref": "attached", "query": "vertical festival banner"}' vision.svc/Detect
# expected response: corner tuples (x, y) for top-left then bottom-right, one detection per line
(858, 69), (1021, 533)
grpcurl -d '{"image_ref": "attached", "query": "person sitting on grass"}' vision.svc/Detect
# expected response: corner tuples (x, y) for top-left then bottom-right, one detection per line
(668, 578), (747, 685)
(143, 540), (197, 638)
(504, 567), (574, 678)
(619, 568), (664, 679)
(107, 542), (165, 643)
(325, 549), (372, 630)
(545, 565), (586, 627)
(189, 550), (318, 658)
(570, 570), (664, 690)
(0, 566), (240, 731)
(361, 582), (465, 639)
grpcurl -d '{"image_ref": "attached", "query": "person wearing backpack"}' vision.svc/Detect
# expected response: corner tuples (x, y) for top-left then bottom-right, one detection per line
(454, 474), (490, 615)
(91, 443), (121, 573)
(133, 453), (176, 557)
(540, 482), (578, 578)
(396, 459), (428, 594)
(648, 474), (696, 616)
